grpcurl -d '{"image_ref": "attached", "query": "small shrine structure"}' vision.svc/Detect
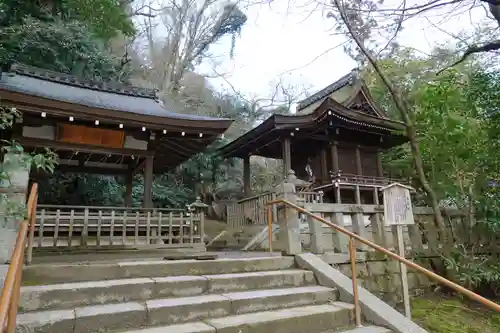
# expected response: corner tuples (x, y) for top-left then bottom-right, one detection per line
(0, 64), (232, 208)
(218, 69), (408, 206)
(0, 63), (233, 252)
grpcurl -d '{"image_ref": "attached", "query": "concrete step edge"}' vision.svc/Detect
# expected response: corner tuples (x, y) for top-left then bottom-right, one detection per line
(22, 256), (296, 284)
(20, 269), (317, 312)
(114, 303), (355, 333)
(335, 326), (393, 333)
(17, 288), (341, 332)
(24, 256), (291, 269)
(21, 269), (313, 293)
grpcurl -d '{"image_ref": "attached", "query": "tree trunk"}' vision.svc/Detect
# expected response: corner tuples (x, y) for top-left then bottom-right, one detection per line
(333, 0), (447, 239)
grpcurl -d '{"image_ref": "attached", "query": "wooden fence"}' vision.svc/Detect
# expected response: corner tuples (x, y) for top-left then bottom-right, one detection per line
(298, 203), (485, 257)
(226, 191), (324, 229)
(33, 205), (204, 250)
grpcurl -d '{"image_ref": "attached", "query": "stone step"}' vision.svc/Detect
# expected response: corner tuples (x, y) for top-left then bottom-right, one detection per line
(20, 269), (316, 312)
(16, 286), (338, 333)
(116, 303), (355, 333)
(22, 256), (295, 284)
(333, 326), (392, 333)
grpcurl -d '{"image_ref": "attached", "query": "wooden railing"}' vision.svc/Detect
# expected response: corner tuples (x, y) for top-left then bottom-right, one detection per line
(0, 183), (38, 333)
(294, 203), (484, 256)
(226, 191), (324, 229)
(317, 172), (405, 188)
(33, 205), (204, 250)
(265, 199), (500, 326)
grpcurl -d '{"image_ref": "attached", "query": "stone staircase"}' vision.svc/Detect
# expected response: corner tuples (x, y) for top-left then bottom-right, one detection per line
(18, 256), (392, 333)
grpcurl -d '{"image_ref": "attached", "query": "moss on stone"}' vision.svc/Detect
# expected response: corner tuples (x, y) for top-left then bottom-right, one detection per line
(412, 295), (500, 333)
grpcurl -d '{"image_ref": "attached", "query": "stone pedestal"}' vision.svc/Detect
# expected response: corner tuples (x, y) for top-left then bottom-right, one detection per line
(0, 153), (30, 263)
(274, 172), (302, 255)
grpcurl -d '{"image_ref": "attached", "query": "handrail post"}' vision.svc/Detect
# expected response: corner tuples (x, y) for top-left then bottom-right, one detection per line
(267, 207), (273, 253)
(349, 237), (362, 327)
(264, 198), (500, 314)
(6, 245), (23, 333)
(26, 191), (38, 265)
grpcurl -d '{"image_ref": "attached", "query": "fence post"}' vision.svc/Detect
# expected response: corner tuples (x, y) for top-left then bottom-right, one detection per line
(188, 197), (209, 245)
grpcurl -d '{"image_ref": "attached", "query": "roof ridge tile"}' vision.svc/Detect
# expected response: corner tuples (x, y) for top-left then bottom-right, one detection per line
(9, 63), (158, 99)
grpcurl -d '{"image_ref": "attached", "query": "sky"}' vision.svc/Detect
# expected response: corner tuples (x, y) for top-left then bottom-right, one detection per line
(200, 0), (489, 103)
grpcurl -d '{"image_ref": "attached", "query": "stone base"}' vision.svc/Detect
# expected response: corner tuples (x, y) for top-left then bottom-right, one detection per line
(0, 228), (18, 263)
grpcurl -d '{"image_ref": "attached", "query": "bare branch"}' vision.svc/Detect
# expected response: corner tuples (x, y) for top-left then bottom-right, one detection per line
(437, 39), (500, 74)
(332, 0), (447, 236)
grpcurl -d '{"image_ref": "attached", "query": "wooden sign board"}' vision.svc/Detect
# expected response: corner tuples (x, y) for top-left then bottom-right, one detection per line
(381, 183), (414, 226)
(57, 124), (125, 149)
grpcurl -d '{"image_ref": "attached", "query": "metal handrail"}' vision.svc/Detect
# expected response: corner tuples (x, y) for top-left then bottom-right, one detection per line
(265, 199), (500, 326)
(0, 184), (38, 333)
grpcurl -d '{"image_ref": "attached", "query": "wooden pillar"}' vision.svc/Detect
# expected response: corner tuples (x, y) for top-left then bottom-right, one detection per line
(376, 150), (383, 177)
(143, 156), (154, 208)
(243, 155), (251, 197)
(320, 147), (328, 182)
(355, 145), (362, 175)
(330, 142), (339, 173)
(352, 184), (369, 250)
(282, 138), (292, 178)
(125, 172), (133, 207)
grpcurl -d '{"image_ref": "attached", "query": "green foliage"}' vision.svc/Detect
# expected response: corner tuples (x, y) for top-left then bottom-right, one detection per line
(0, 106), (57, 223)
(412, 296), (500, 333)
(60, 0), (135, 39)
(0, 0), (134, 39)
(0, 18), (126, 80)
(38, 173), (124, 206)
(366, 48), (500, 295)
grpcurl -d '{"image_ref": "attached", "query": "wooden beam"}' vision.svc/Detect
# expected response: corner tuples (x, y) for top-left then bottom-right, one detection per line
(376, 150), (383, 177)
(125, 172), (133, 207)
(320, 147), (328, 181)
(56, 165), (129, 175)
(143, 156), (154, 208)
(355, 145), (362, 175)
(243, 155), (251, 197)
(131, 158), (146, 176)
(282, 138), (292, 178)
(15, 136), (154, 157)
(330, 141), (339, 173)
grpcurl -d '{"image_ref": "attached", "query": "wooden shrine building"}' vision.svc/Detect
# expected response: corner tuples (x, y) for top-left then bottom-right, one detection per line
(218, 70), (408, 204)
(0, 64), (233, 208)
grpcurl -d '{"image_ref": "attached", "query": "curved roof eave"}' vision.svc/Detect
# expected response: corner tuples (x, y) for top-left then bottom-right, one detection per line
(217, 115), (278, 156)
(0, 65), (233, 132)
(217, 97), (407, 158)
(316, 98), (406, 131)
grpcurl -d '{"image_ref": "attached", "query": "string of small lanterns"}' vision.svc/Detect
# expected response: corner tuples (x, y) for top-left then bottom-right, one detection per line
(39, 112), (224, 139)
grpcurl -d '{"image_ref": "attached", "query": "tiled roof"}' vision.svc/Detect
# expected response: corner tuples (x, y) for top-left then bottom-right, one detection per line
(0, 64), (227, 121)
(296, 70), (357, 111)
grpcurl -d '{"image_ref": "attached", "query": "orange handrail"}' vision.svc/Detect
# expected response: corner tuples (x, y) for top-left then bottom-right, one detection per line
(0, 184), (38, 333)
(265, 199), (500, 324)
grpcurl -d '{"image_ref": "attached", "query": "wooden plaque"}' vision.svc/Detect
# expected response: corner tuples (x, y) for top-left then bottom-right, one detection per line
(57, 124), (125, 149)
(381, 183), (414, 226)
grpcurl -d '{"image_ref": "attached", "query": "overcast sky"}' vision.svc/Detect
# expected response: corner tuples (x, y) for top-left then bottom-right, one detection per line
(201, 0), (489, 102)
